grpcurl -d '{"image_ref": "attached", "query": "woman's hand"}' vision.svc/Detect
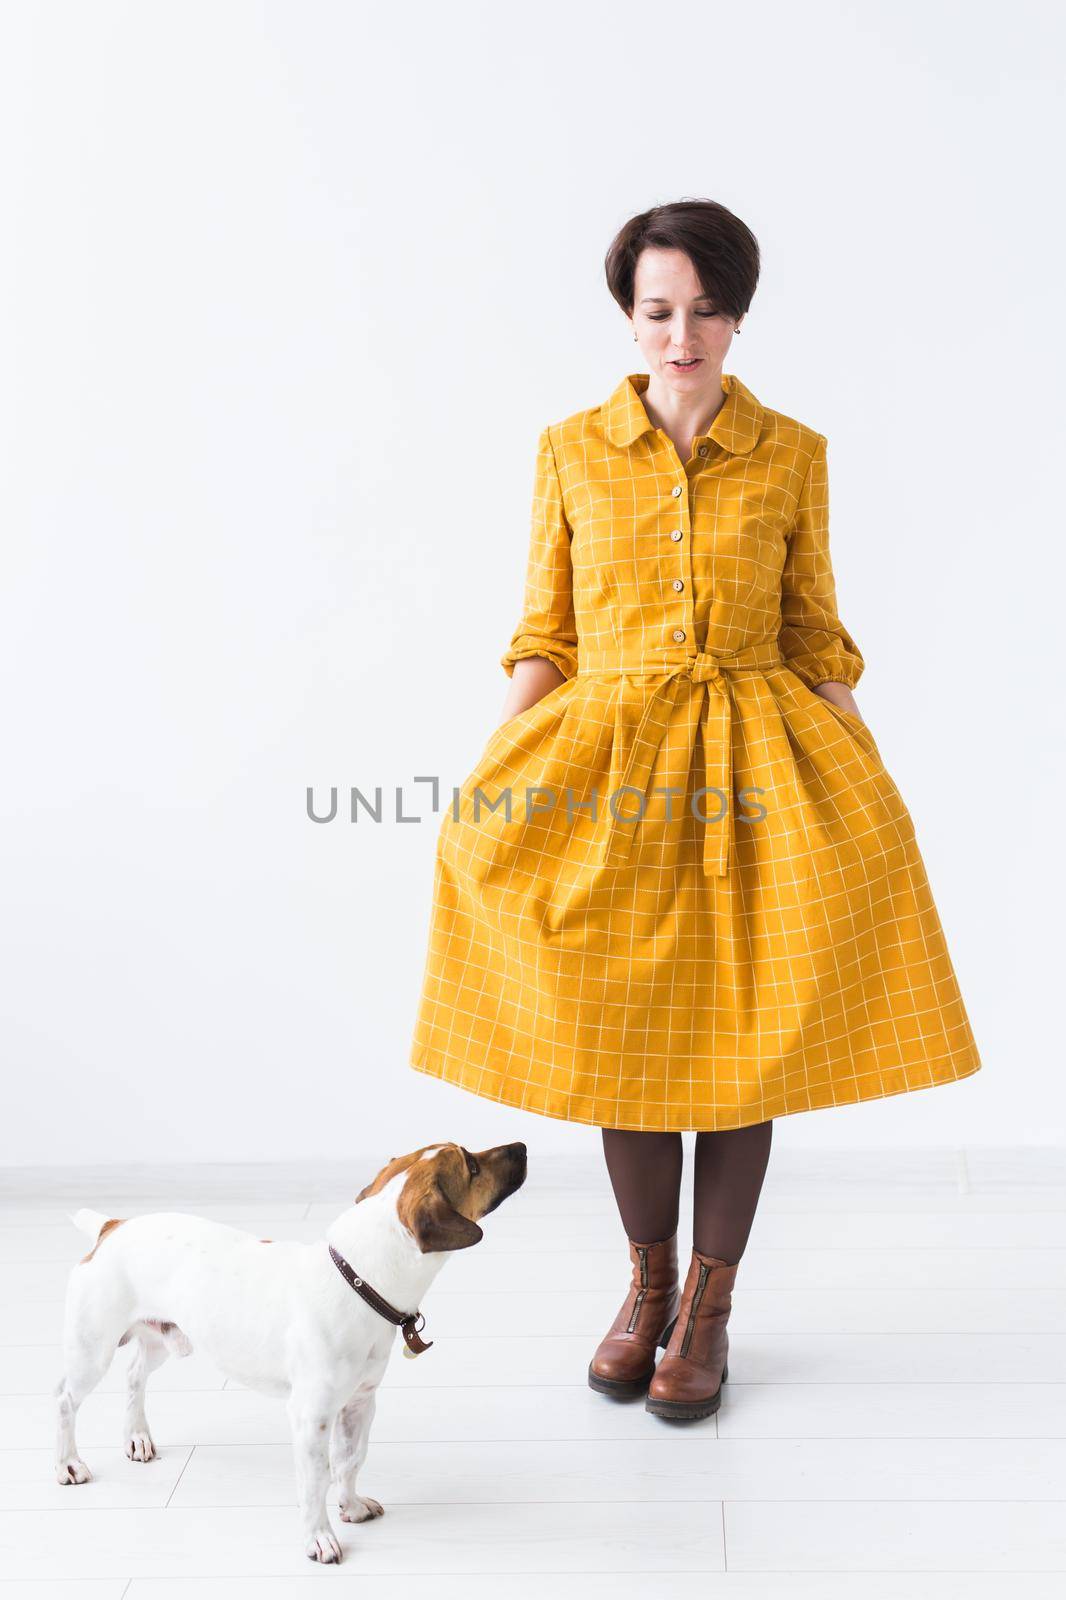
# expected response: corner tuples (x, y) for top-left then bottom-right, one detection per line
(499, 656), (567, 725)
(813, 681), (864, 724)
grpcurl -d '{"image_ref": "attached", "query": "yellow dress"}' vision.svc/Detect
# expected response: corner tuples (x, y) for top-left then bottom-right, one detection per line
(409, 371), (982, 1131)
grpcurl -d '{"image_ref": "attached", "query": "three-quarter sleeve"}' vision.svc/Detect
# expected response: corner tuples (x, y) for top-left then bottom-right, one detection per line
(777, 433), (865, 690)
(499, 424), (579, 680)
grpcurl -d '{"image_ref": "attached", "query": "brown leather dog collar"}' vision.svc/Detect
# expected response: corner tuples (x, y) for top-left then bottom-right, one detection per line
(328, 1243), (433, 1357)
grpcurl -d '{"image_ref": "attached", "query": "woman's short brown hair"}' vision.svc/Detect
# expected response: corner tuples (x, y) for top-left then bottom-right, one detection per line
(604, 199), (760, 323)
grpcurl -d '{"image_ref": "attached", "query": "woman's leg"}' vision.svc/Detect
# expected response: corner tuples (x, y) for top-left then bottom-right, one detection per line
(644, 1122), (772, 1417)
(692, 1119), (774, 1261)
(590, 1129), (685, 1394)
(600, 1129), (684, 1241)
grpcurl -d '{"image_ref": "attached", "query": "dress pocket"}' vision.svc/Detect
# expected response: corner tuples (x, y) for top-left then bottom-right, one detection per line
(477, 678), (572, 769)
(816, 693), (882, 762)
(822, 700), (866, 732)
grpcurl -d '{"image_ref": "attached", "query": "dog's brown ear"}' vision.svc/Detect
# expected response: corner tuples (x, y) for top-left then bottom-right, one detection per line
(403, 1179), (483, 1254)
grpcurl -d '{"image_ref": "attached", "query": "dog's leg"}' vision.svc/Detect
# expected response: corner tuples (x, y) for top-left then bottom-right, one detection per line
(331, 1392), (384, 1523)
(287, 1388), (344, 1564)
(122, 1326), (171, 1462)
(54, 1338), (119, 1485)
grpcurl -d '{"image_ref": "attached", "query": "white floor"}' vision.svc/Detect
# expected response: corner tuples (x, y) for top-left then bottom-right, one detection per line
(1, 1146), (1064, 1598)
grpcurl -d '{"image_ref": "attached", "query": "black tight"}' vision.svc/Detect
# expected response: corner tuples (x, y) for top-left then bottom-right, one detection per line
(600, 1122), (774, 1264)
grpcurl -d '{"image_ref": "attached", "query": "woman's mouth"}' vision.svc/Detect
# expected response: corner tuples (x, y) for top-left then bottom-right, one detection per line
(669, 358), (702, 372)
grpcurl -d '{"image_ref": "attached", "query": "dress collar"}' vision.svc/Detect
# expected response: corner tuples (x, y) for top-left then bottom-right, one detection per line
(601, 370), (764, 455)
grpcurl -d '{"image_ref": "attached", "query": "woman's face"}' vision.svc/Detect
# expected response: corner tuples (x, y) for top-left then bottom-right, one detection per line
(627, 246), (742, 397)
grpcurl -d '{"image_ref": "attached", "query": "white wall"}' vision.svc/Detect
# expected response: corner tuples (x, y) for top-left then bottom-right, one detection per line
(1, 0), (1060, 1163)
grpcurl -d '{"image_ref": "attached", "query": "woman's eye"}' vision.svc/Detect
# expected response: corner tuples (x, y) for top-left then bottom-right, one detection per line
(647, 309), (720, 321)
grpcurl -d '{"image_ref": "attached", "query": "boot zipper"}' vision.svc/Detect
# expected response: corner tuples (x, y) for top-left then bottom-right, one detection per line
(679, 1260), (710, 1358)
(626, 1245), (649, 1333)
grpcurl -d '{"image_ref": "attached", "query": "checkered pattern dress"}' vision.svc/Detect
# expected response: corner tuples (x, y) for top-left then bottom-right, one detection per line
(409, 371), (982, 1131)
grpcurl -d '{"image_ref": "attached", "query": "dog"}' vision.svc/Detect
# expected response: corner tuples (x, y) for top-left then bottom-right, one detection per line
(54, 1139), (527, 1562)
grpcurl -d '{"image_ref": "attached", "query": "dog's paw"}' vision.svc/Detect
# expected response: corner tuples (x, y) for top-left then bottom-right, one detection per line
(56, 1456), (92, 1485)
(124, 1431), (157, 1463)
(305, 1525), (343, 1563)
(339, 1494), (384, 1522)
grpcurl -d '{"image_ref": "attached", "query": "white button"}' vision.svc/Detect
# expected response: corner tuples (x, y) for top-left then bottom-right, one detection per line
(672, 578), (684, 591)
(697, 445), (708, 457)
(669, 529), (683, 541)
(671, 485), (683, 497)
(672, 629), (686, 642)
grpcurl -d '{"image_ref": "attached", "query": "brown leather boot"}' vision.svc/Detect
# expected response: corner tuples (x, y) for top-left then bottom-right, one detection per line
(587, 1234), (681, 1398)
(644, 1246), (737, 1419)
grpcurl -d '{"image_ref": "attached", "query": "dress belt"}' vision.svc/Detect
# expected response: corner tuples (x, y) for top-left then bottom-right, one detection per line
(578, 641), (785, 879)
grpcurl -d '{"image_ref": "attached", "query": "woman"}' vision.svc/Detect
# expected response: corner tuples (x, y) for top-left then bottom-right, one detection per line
(409, 199), (982, 1421)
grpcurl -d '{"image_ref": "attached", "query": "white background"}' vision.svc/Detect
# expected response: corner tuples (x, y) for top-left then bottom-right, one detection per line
(1, 0), (1060, 1163)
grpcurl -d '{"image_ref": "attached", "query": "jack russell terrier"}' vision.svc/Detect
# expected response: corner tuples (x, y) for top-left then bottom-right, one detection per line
(54, 1139), (527, 1563)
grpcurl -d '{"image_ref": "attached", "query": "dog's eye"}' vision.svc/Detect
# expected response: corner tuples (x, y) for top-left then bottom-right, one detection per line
(465, 1152), (479, 1177)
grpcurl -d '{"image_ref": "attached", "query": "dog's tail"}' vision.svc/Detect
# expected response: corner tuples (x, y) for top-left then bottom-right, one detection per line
(69, 1208), (111, 1243)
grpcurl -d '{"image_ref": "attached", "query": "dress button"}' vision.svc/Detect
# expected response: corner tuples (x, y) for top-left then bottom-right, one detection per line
(669, 529), (683, 541)
(671, 485), (683, 497)
(672, 628), (686, 642)
(672, 578), (684, 591)
(697, 445), (708, 457)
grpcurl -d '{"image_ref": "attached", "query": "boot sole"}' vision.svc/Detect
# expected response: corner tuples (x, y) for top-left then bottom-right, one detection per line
(644, 1360), (728, 1420)
(587, 1313), (679, 1399)
(587, 1363), (654, 1398)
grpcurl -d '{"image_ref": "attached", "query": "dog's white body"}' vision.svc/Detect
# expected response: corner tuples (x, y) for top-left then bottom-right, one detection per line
(54, 1140), (526, 1563)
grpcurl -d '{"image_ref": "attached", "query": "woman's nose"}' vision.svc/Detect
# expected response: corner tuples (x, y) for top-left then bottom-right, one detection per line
(668, 314), (698, 345)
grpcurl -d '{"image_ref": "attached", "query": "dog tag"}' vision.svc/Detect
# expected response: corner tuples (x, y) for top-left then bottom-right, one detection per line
(399, 1312), (433, 1357)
